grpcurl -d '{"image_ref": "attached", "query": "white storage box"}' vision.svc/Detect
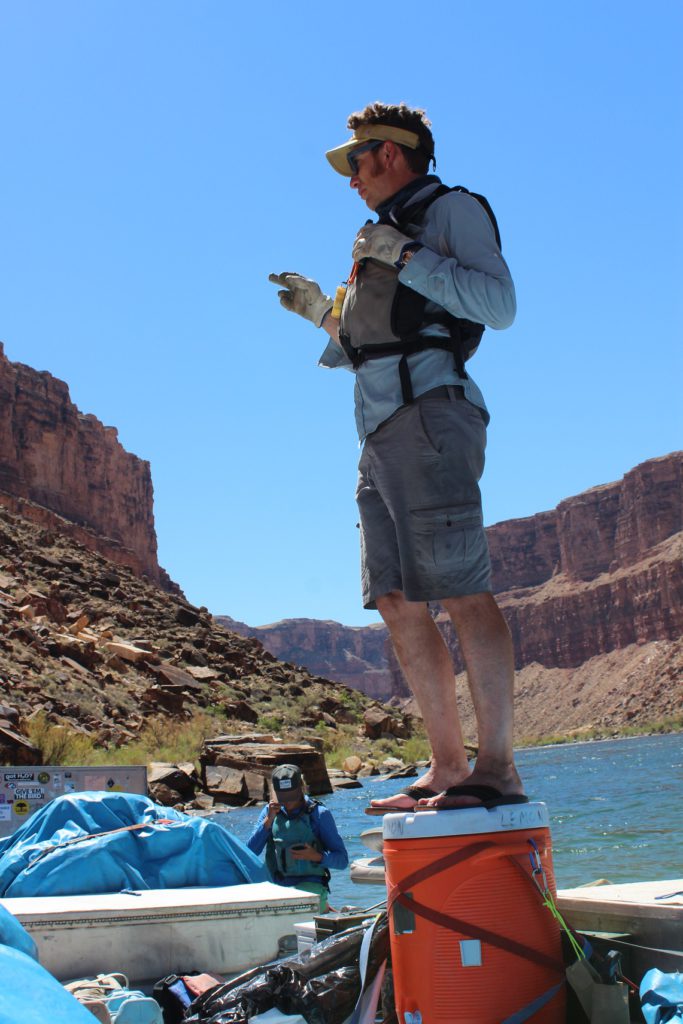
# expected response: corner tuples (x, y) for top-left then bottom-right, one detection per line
(0, 882), (319, 985)
(293, 919), (316, 954)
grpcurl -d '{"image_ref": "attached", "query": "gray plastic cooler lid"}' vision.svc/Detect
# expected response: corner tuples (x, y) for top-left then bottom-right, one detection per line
(382, 801), (550, 840)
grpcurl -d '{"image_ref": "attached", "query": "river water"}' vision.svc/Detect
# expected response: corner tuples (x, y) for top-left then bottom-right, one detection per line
(218, 733), (683, 910)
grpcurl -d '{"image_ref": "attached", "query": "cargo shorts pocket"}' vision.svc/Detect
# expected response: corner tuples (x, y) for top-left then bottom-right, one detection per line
(409, 505), (484, 569)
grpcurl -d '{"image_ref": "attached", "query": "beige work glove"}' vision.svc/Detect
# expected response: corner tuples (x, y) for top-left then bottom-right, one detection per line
(351, 223), (414, 267)
(268, 272), (333, 327)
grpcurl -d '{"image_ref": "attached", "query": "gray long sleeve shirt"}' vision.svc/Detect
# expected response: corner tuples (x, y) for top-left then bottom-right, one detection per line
(319, 180), (516, 441)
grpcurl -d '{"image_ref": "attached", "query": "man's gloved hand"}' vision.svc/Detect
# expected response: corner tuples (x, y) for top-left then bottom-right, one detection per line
(351, 223), (414, 267)
(268, 272), (333, 327)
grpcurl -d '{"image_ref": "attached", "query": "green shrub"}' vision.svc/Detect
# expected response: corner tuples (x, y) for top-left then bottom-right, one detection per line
(398, 734), (431, 764)
(257, 714), (284, 734)
(26, 714), (97, 765)
(521, 713), (683, 748)
(26, 711), (220, 770)
(325, 742), (365, 769)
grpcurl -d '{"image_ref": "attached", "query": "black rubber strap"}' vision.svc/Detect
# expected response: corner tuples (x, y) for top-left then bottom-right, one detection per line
(501, 982), (564, 1024)
(386, 838), (564, 974)
(386, 840), (495, 904)
(395, 891), (564, 973)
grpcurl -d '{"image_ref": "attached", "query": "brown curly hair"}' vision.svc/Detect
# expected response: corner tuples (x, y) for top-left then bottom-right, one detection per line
(347, 102), (435, 174)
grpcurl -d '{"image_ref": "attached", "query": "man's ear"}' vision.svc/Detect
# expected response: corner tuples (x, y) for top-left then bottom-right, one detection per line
(382, 140), (395, 166)
(384, 139), (407, 170)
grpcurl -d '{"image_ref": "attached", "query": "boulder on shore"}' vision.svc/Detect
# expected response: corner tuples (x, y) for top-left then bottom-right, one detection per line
(200, 733), (332, 804)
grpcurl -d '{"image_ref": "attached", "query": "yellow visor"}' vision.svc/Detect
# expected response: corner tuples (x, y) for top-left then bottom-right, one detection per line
(325, 124), (421, 176)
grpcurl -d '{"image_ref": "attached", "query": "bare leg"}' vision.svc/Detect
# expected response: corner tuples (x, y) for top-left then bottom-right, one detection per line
(369, 590), (472, 810)
(419, 591), (524, 808)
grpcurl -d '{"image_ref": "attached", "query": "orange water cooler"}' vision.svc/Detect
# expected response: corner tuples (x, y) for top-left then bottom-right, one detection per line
(383, 802), (566, 1023)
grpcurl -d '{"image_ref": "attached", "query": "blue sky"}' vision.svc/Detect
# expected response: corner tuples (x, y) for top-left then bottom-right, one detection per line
(1, 2), (681, 627)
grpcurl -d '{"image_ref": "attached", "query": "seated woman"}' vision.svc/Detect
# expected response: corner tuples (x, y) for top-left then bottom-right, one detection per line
(247, 764), (349, 912)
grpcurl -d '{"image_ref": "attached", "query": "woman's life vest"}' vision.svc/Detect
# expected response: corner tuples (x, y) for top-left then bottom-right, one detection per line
(265, 800), (330, 885)
(338, 184), (501, 405)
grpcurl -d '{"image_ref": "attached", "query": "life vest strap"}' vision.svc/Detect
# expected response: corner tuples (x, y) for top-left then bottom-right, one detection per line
(340, 331), (470, 405)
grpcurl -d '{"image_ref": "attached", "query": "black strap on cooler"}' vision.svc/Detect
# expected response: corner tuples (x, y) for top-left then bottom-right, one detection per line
(386, 839), (494, 908)
(392, 890), (563, 974)
(500, 981), (565, 1024)
(386, 838), (565, 972)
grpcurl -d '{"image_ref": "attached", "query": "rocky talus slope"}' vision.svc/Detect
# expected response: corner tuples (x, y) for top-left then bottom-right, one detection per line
(0, 505), (404, 766)
(219, 453), (683, 742)
(0, 345), (413, 780)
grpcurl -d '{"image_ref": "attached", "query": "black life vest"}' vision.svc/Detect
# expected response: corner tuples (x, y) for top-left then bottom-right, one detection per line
(338, 184), (501, 405)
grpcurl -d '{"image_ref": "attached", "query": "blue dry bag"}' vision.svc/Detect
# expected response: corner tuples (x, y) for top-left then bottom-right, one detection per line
(640, 969), (683, 1024)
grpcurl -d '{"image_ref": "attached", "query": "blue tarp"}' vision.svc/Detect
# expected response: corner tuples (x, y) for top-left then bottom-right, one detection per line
(0, 791), (268, 897)
(0, 944), (97, 1024)
(0, 900), (37, 960)
(0, 905), (93, 1024)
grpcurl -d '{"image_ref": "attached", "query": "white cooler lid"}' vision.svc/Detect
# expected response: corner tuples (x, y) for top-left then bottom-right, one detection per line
(382, 801), (549, 840)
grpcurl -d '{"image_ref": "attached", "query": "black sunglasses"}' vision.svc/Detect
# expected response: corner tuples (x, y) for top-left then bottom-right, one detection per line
(347, 139), (383, 175)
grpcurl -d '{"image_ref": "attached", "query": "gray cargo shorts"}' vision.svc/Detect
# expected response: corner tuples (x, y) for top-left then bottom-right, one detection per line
(356, 386), (491, 609)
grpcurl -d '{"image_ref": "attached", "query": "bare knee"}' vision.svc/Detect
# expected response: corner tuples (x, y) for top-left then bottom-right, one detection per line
(376, 591), (430, 631)
(442, 591), (510, 638)
(375, 590), (408, 627)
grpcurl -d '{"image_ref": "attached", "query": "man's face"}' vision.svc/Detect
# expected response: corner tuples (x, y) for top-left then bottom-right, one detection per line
(349, 144), (394, 211)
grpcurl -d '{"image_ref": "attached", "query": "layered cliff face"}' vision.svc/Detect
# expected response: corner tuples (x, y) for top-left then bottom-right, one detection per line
(219, 615), (408, 703)
(488, 452), (682, 590)
(219, 452), (683, 720)
(484, 452), (682, 669)
(0, 343), (169, 587)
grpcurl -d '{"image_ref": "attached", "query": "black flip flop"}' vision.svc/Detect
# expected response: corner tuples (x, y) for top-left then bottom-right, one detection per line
(364, 784), (438, 816)
(415, 783), (529, 811)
